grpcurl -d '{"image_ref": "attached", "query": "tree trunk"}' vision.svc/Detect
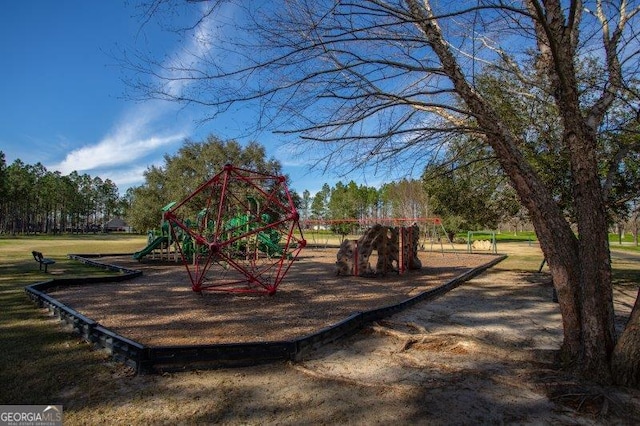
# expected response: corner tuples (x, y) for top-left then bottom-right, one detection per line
(530, 0), (616, 382)
(518, 167), (616, 384)
(406, 0), (618, 384)
(528, 209), (582, 360)
(611, 288), (640, 387)
(566, 126), (616, 383)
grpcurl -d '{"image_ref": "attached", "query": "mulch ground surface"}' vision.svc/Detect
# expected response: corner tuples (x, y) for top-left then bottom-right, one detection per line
(48, 249), (499, 346)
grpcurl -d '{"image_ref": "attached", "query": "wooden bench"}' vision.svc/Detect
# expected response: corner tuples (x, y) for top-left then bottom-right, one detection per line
(32, 251), (56, 273)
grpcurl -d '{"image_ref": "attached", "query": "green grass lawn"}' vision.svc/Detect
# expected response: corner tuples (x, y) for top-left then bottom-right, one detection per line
(0, 234), (147, 404)
(608, 233), (640, 253)
(462, 230), (640, 253)
(455, 230), (537, 242)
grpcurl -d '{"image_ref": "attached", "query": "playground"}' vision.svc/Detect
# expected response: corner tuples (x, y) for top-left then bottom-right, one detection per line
(41, 165), (502, 356)
(24, 165), (509, 370)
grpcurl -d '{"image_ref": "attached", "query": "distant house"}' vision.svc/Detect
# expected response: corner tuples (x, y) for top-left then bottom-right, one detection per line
(104, 217), (131, 233)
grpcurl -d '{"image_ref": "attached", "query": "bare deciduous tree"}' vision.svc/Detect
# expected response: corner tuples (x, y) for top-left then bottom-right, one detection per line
(130, 0), (640, 385)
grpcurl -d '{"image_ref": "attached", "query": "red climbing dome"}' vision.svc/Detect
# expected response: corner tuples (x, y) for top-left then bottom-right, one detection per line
(163, 164), (306, 295)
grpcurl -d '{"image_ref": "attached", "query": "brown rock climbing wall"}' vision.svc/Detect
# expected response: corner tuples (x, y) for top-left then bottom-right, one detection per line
(335, 239), (357, 275)
(356, 224), (379, 276)
(354, 224), (399, 276)
(335, 223), (421, 276)
(373, 226), (399, 276)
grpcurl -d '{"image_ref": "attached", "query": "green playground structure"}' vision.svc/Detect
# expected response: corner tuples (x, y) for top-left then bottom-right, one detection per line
(133, 236), (169, 260)
(225, 213), (284, 257)
(133, 202), (177, 261)
(133, 200), (289, 263)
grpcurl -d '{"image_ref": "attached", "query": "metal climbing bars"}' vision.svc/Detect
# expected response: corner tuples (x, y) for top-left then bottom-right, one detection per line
(163, 164), (306, 295)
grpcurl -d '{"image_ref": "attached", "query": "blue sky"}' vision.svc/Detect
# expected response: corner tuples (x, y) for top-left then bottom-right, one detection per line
(0, 1), (353, 195)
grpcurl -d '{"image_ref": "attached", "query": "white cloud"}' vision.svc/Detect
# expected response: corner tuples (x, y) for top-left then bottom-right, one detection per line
(165, 9), (219, 98)
(49, 102), (186, 175)
(51, 3), (222, 178)
(100, 165), (152, 188)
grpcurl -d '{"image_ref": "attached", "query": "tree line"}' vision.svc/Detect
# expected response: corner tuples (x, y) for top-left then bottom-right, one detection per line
(122, 135), (540, 235)
(0, 151), (123, 234)
(124, 136), (443, 233)
(3, 136), (638, 241)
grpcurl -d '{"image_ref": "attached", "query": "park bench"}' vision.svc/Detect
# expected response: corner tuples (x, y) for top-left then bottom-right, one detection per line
(32, 251), (55, 273)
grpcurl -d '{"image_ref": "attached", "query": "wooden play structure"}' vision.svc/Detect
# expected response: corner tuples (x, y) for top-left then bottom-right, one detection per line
(336, 223), (422, 276)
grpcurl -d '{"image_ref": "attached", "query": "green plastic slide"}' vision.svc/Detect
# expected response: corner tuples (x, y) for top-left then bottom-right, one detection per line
(257, 232), (282, 256)
(133, 236), (168, 260)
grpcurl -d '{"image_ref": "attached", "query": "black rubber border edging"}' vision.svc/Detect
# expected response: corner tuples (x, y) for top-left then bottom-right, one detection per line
(25, 253), (506, 373)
